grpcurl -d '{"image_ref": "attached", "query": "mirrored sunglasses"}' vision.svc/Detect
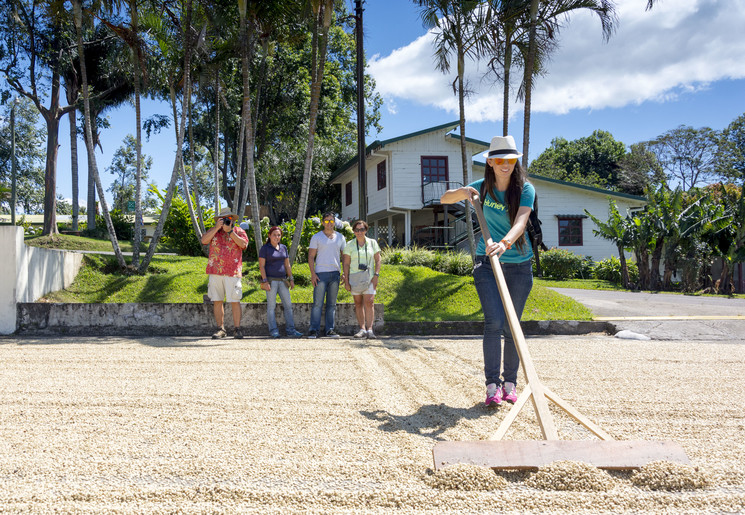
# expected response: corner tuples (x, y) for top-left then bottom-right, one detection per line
(492, 158), (517, 165)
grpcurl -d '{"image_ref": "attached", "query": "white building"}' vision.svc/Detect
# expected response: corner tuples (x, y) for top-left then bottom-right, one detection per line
(330, 121), (646, 261)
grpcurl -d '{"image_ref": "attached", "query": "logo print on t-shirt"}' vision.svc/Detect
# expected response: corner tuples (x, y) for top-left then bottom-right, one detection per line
(483, 197), (506, 212)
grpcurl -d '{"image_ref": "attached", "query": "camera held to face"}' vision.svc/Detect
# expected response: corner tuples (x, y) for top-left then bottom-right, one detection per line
(221, 217), (232, 227)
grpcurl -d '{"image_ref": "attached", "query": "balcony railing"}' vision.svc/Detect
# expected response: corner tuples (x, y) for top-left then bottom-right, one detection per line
(421, 180), (463, 207)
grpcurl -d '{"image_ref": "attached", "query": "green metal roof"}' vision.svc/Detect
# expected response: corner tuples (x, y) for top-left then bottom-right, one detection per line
(329, 120), (466, 182)
(472, 161), (646, 202)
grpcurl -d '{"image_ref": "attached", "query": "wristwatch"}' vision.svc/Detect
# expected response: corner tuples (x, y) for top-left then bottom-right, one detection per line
(374, 272), (380, 277)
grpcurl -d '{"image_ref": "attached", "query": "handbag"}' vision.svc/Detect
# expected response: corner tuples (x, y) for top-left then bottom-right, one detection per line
(348, 270), (371, 291)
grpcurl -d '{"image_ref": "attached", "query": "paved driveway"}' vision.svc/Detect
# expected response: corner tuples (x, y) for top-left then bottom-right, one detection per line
(551, 288), (745, 341)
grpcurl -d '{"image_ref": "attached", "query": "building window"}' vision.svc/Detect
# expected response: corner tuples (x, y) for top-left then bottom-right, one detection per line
(377, 160), (386, 191)
(558, 217), (583, 246)
(421, 156), (448, 184)
(345, 181), (352, 206)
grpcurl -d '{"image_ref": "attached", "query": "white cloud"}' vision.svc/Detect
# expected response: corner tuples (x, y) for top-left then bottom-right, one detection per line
(368, 0), (745, 121)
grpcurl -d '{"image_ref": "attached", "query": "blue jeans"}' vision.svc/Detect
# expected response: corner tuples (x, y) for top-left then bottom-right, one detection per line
(266, 280), (297, 335)
(473, 256), (533, 387)
(310, 271), (340, 333)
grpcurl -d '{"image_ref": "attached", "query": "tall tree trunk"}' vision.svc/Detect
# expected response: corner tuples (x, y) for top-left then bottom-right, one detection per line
(85, 117), (96, 230)
(172, 82), (204, 252)
(65, 91), (80, 232)
(290, 2), (331, 264)
(139, 0), (195, 273)
(73, 0), (126, 267)
(521, 0), (539, 168)
(213, 75), (221, 214)
(42, 114), (60, 236)
(502, 32), (512, 137)
(457, 48), (476, 259)
(236, 5), (262, 257)
(188, 89), (205, 233)
(131, 0), (143, 268)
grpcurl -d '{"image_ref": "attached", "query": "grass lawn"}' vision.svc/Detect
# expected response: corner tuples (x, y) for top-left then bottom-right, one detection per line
(41, 253), (595, 322)
(25, 233), (176, 254)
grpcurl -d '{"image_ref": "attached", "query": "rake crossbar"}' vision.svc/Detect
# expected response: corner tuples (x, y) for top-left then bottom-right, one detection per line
(432, 195), (689, 471)
(433, 440), (690, 471)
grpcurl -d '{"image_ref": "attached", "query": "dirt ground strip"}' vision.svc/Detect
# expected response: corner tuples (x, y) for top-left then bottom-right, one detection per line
(1, 334), (744, 513)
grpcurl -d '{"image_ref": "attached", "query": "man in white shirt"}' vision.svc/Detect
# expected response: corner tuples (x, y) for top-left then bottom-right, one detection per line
(307, 212), (346, 338)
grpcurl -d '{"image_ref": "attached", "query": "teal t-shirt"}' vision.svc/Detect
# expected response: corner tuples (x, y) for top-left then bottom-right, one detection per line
(468, 178), (535, 263)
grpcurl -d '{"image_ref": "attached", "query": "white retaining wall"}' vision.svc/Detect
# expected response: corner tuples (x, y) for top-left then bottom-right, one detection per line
(0, 226), (84, 334)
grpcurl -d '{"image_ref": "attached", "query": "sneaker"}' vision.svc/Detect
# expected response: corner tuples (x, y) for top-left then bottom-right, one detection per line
(269, 330), (280, 338)
(212, 328), (227, 339)
(354, 329), (367, 338)
(366, 330), (376, 339)
(485, 383), (503, 406)
(503, 382), (517, 403)
(307, 330), (318, 339)
(234, 328), (244, 339)
(325, 329), (340, 338)
(286, 330), (303, 338)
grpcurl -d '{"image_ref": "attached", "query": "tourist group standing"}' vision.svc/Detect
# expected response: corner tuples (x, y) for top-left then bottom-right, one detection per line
(206, 211), (381, 340)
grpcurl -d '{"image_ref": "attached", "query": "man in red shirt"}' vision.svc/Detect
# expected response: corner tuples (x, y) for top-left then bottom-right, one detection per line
(201, 208), (249, 339)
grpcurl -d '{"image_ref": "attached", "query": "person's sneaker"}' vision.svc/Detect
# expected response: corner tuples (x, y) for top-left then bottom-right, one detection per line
(307, 330), (318, 339)
(212, 327), (227, 339)
(286, 330), (303, 338)
(503, 382), (517, 403)
(485, 383), (503, 406)
(269, 330), (280, 338)
(325, 329), (340, 338)
(234, 328), (244, 339)
(366, 330), (376, 339)
(354, 328), (367, 338)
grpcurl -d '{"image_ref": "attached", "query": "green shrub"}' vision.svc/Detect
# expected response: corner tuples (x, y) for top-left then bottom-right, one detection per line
(380, 246), (473, 276)
(593, 256), (639, 285)
(381, 247), (404, 265)
(540, 247), (593, 280)
(95, 209), (134, 241)
(160, 198), (213, 256)
(436, 250), (473, 276)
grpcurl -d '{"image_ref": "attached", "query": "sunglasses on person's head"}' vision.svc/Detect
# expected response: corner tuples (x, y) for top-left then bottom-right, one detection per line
(492, 158), (517, 165)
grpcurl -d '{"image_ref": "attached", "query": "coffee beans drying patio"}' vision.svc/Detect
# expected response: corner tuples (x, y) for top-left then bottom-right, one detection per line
(1, 334), (743, 512)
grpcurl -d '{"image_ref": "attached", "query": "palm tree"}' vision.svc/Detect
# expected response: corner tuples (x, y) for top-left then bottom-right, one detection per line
(289, 0), (333, 264)
(72, 0), (127, 268)
(414, 0), (483, 258)
(138, 0), (196, 273)
(102, 0), (150, 267)
(585, 200), (632, 288)
(521, 0), (617, 167)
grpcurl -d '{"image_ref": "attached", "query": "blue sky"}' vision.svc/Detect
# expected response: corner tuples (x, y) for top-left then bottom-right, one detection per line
(56, 0), (745, 205)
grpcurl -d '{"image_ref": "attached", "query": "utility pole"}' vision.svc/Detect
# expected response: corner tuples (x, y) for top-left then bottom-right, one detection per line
(10, 97), (18, 225)
(355, 0), (366, 221)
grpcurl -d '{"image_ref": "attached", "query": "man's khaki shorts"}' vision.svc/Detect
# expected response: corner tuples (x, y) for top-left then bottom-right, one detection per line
(207, 275), (243, 302)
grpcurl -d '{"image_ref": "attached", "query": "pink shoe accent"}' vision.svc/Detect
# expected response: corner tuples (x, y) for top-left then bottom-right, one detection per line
(485, 384), (503, 406)
(504, 384), (518, 404)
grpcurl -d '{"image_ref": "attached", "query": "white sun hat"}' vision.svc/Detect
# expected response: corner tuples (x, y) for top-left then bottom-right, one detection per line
(482, 135), (523, 160)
